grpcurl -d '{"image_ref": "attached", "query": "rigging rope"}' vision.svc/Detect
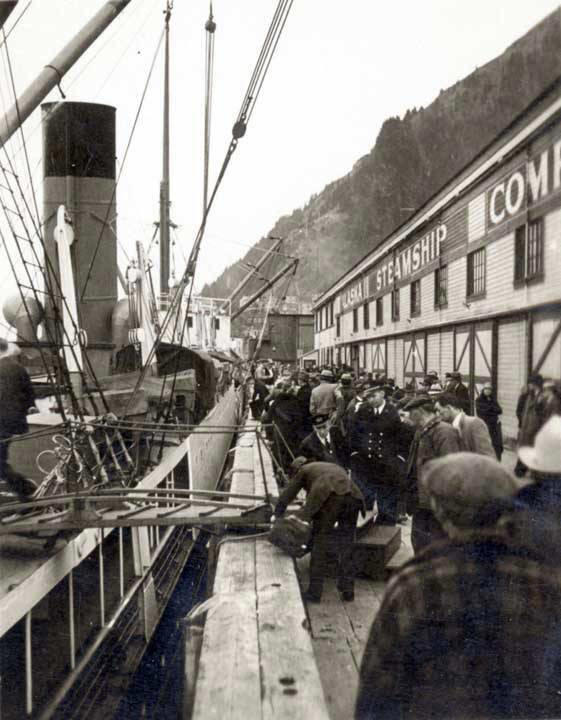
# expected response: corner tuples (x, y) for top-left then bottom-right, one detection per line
(203, 3), (216, 219)
(120, 0), (296, 416)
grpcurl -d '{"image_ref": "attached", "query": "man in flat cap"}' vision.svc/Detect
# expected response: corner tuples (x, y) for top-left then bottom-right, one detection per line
(404, 395), (461, 552)
(356, 453), (561, 720)
(349, 385), (403, 524)
(275, 457), (364, 603)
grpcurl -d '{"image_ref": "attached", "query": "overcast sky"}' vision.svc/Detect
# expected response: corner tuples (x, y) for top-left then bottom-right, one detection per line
(0, 0), (560, 318)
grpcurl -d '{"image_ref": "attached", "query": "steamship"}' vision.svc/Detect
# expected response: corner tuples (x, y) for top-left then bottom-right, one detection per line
(0, 2), (249, 718)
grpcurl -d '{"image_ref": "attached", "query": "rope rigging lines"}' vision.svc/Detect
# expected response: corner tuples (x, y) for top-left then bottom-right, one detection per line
(122, 0), (296, 417)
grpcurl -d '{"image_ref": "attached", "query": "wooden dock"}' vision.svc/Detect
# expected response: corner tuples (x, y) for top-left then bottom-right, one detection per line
(191, 420), (414, 720)
(192, 420), (330, 719)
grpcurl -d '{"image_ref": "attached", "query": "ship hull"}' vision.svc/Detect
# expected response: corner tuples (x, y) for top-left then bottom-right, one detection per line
(0, 386), (241, 720)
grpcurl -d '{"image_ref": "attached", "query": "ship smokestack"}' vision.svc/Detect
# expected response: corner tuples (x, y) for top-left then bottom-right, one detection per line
(42, 101), (117, 377)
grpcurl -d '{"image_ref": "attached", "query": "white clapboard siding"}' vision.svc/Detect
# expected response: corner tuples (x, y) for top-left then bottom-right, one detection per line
(426, 332), (441, 376)
(387, 338), (396, 381)
(532, 310), (561, 379)
(498, 318), (527, 441)
(395, 337), (404, 387)
(441, 330), (454, 375)
(468, 193), (486, 243)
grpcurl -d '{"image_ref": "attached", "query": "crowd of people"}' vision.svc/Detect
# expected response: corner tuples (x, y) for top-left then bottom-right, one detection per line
(247, 358), (561, 719)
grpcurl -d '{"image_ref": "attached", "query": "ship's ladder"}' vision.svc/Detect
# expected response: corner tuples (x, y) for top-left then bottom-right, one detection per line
(0, 486), (275, 535)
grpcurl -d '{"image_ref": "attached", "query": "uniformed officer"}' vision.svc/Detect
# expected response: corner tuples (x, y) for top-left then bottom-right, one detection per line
(349, 385), (403, 525)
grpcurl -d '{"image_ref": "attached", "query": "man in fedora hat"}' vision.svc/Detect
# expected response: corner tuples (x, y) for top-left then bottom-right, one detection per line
(514, 373), (544, 477)
(332, 373), (355, 468)
(445, 371), (471, 413)
(475, 382), (504, 460)
(349, 384), (403, 524)
(511, 415), (561, 561)
(356, 453), (561, 720)
(274, 457), (364, 603)
(309, 368), (337, 418)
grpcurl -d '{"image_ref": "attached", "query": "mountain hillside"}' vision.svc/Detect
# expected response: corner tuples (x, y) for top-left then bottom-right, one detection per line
(202, 8), (561, 309)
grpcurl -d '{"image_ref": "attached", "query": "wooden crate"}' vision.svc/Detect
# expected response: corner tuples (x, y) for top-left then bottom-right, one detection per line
(351, 525), (401, 579)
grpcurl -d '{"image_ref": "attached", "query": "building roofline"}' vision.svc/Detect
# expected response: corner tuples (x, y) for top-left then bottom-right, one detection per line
(313, 75), (561, 310)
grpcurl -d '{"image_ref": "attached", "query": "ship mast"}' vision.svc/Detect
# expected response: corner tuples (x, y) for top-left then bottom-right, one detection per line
(0, 0), (133, 147)
(159, 0), (172, 297)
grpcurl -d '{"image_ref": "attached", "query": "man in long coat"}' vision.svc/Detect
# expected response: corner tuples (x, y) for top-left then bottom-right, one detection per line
(349, 386), (403, 524)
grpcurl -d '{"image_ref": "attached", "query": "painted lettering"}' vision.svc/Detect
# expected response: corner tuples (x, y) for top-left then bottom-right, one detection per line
(393, 255), (401, 280)
(421, 234), (431, 265)
(528, 150), (548, 202)
(412, 242), (421, 271)
(505, 171), (525, 215)
(490, 183), (505, 225)
(377, 270), (382, 291)
(401, 247), (412, 277)
(388, 261), (394, 284)
(381, 265), (387, 287)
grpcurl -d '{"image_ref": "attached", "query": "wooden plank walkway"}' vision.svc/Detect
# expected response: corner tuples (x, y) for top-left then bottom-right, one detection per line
(296, 520), (414, 720)
(192, 421), (330, 720)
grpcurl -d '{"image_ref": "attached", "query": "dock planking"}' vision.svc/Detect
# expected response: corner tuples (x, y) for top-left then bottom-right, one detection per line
(297, 519), (413, 720)
(192, 421), (329, 720)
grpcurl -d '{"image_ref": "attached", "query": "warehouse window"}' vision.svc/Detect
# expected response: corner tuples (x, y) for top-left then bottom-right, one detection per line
(352, 308), (358, 332)
(514, 226), (526, 284)
(515, 219), (544, 284)
(410, 279), (421, 317)
(376, 297), (383, 326)
(187, 316), (193, 328)
(212, 318), (220, 330)
(391, 288), (400, 321)
(363, 302), (370, 330)
(434, 265), (448, 307)
(336, 316), (340, 337)
(467, 248), (486, 298)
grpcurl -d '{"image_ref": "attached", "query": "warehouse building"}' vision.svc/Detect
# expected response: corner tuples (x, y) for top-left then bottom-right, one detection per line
(312, 78), (561, 444)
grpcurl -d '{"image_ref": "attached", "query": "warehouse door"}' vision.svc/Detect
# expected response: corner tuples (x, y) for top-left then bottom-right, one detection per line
(532, 307), (561, 379)
(351, 344), (360, 375)
(371, 340), (386, 376)
(404, 334), (426, 388)
(454, 321), (494, 410)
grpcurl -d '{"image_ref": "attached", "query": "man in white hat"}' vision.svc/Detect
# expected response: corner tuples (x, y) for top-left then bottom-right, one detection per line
(511, 415), (561, 560)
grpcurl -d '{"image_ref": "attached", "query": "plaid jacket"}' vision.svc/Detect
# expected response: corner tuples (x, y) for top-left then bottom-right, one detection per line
(356, 532), (561, 719)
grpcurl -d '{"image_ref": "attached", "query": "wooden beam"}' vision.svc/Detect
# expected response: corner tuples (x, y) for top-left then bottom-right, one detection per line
(533, 316), (561, 375)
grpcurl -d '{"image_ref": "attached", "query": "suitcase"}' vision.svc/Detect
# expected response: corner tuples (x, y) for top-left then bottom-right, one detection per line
(269, 515), (312, 558)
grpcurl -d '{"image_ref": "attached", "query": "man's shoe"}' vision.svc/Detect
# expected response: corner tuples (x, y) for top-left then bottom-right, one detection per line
(302, 589), (322, 604)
